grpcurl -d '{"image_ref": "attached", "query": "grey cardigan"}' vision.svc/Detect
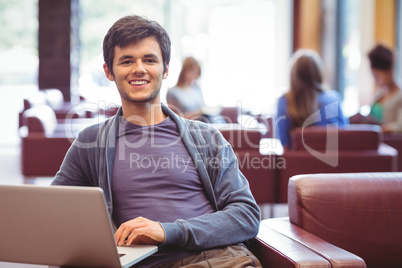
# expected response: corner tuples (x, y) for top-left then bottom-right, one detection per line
(52, 104), (260, 250)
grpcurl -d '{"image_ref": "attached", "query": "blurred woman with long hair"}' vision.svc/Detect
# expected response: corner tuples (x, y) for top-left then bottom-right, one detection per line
(276, 49), (348, 148)
(166, 56), (205, 119)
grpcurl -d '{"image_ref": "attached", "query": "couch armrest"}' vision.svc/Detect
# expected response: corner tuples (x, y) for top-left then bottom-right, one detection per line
(261, 218), (366, 268)
(247, 221), (332, 268)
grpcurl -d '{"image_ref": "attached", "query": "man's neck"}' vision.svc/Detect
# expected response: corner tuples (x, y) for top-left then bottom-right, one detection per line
(121, 102), (167, 126)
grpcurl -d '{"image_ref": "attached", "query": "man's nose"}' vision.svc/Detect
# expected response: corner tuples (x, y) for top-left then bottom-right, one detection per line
(132, 60), (146, 74)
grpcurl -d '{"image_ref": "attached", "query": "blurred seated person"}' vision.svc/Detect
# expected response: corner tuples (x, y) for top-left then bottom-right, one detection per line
(351, 44), (402, 133)
(166, 57), (223, 123)
(276, 49), (348, 149)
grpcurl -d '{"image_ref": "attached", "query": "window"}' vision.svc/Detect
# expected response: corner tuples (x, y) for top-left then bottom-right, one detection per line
(336, 0), (362, 117)
(78, 0), (292, 116)
(0, 0), (38, 145)
(334, 0), (377, 117)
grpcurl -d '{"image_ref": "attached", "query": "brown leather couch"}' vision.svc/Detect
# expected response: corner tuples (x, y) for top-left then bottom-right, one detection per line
(383, 132), (402, 171)
(219, 126), (277, 206)
(19, 88), (94, 128)
(248, 219), (365, 268)
(20, 105), (101, 177)
(220, 106), (240, 124)
(218, 124), (398, 208)
(253, 172), (402, 268)
(277, 125), (398, 203)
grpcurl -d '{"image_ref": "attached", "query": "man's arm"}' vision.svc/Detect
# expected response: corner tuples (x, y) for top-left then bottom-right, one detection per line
(159, 143), (261, 250)
(51, 129), (97, 187)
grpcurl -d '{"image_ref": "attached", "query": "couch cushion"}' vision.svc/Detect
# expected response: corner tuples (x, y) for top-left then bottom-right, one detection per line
(291, 124), (382, 151)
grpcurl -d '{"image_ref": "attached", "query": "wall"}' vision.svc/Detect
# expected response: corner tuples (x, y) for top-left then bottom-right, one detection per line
(38, 0), (72, 101)
(293, 0), (321, 52)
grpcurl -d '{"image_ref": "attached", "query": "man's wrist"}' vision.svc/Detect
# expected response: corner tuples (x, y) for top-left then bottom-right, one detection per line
(159, 221), (184, 247)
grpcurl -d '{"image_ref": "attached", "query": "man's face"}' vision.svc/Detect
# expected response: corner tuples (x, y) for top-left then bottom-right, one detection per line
(103, 36), (168, 105)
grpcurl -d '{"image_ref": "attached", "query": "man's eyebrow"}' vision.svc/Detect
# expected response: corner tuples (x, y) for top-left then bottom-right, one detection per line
(144, 53), (159, 59)
(117, 54), (159, 62)
(117, 55), (133, 62)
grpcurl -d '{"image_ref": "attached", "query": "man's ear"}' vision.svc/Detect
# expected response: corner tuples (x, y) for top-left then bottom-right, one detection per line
(163, 64), (169, 79)
(103, 63), (115, 81)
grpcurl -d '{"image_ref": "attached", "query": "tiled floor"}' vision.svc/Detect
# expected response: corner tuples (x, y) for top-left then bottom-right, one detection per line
(0, 144), (288, 267)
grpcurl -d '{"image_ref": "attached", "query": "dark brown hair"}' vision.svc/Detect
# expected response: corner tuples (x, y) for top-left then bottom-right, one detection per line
(176, 57), (201, 87)
(286, 49), (324, 128)
(103, 15), (171, 76)
(368, 44), (394, 71)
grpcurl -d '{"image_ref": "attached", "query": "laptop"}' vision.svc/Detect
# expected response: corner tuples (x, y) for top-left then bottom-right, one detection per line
(0, 184), (158, 267)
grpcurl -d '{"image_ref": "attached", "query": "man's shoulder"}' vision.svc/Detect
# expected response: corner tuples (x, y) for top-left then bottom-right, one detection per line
(164, 104), (226, 145)
(75, 118), (114, 142)
(183, 118), (219, 133)
(181, 118), (230, 149)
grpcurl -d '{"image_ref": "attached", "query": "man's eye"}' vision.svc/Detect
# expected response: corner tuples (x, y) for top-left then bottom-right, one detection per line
(122, 60), (131, 64)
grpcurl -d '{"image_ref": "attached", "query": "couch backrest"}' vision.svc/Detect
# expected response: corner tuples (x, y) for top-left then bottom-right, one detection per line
(288, 172), (402, 268)
(220, 127), (261, 150)
(290, 124), (382, 151)
(22, 105), (57, 136)
(220, 106), (240, 124)
(23, 91), (47, 111)
(23, 88), (64, 112)
(42, 88), (64, 109)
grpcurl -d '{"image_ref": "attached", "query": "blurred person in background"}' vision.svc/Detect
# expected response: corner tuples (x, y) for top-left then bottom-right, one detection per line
(276, 49), (348, 149)
(367, 44), (402, 132)
(166, 56), (223, 123)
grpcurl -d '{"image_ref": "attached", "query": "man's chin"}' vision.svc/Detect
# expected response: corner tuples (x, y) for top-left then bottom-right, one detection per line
(122, 92), (160, 104)
(127, 98), (154, 104)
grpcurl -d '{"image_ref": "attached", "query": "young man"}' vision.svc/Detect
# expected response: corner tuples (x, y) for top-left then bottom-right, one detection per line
(52, 15), (261, 268)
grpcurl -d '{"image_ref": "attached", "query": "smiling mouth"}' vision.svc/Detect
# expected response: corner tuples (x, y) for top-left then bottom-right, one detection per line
(129, 80), (149, 85)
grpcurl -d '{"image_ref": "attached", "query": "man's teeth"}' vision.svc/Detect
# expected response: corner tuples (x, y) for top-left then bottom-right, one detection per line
(130, 81), (148, 85)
